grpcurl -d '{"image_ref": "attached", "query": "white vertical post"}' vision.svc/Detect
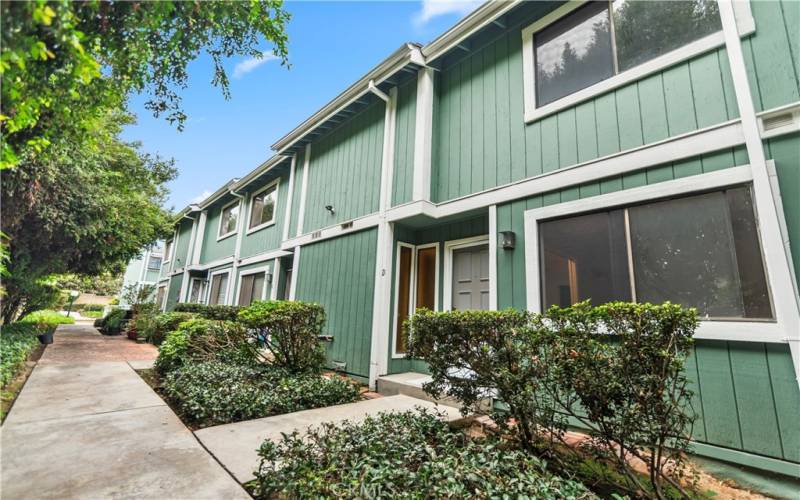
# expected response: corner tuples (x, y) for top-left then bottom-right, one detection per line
(719, 0), (800, 387)
(282, 155), (297, 242)
(412, 67), (434, 202)
(270, 258), (281, 300)
(192, 211), (207, 266)
(488, 205), (498, 310)
(289, 246), (300, 300)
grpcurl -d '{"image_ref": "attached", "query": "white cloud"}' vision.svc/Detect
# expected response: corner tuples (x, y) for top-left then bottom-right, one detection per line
(413, 0), (482, 27)
(190, 190), (212, 204)
(233, 52), (278, 79)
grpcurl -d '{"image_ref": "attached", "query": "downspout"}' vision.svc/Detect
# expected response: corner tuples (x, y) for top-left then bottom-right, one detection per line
(229, 189), (247, 306)
(367, 79), (398, 390)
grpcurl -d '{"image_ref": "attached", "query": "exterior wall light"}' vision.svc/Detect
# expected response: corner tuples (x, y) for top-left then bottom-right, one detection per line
(325, 205), (335, 215)
(266, 272), (273, 283)
(499, 231), (516, 250)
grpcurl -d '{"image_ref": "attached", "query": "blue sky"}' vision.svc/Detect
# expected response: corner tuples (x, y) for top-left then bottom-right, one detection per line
(122, 1), (482, 211)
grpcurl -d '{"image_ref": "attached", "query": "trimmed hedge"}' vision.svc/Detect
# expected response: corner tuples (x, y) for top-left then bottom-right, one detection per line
(154, 318), (255, 374)
(142, 312), (195, 345)
(1, 323), (41, 387)
(174, 303), (241, 321)
(94, 308), (130, 335)
(162, 361), (360, 427)
(19, 310), (75, 326)
(252, 409), (594, 499)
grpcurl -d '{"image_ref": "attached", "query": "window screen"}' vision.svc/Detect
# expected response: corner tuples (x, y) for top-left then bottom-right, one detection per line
(238, 272), (266, 306)
(249, 186), (277, 230)
(539, 186), (772, 319)
(219, 204), (239, 237)
(209, 273), (229, 305)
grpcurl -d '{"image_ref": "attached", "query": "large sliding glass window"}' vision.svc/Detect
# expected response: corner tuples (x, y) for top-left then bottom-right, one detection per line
(540, 186), (772, 320)
(188, 279), (206, 304)
(534, 0), (721, 107)
(208, 272), (230, 305)
(238, 272), (266, 306)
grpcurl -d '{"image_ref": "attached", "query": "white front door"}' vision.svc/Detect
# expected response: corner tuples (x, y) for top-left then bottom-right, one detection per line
(451, 244), (490, 310)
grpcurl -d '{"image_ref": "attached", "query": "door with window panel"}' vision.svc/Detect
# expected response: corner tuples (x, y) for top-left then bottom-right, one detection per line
(395, 245), (438, 355)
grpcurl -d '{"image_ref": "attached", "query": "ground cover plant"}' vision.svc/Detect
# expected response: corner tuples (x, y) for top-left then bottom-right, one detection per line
(1, 323), (41, 387)
(251, 409), (595, 499)
(18, 309), (75, 326)
(162, 361), (359, 427)
(151, 301), (361, 428)
(408, 301), (699, 499)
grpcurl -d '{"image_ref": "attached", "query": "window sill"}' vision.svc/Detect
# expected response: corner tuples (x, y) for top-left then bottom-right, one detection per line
(524, 31), (727, 124)
(246, 219), (276, 235)
(216, 231), (237, 242)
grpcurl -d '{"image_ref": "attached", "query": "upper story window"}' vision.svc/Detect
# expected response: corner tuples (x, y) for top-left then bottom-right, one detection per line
(163, 240), (173, 263)
(248, 183), (278, 232)
(147, 256), (162, 271)
(539, 186), (773, 320)
(524, 0), (723, 119)
(218, 201), (239, 240)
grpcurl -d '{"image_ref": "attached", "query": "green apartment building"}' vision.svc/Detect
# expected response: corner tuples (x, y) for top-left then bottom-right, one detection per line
(150, 0), (800, 476)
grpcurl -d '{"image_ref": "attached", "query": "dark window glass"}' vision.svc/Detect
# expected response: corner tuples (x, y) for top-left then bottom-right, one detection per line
(209, 273), (229, 305)
(220, 205), (239, 237)
(416, 247), (437, 310)
(395, 246), (413, 354)
(535, 1), (613, 106)
(613, 0), (721, 71)
(540, 210), (631, 308)
(238, 273), (265, 306)
(629, 188), (771, 319)
(249, 186), (276, 230)
(147, 256), (162, 271)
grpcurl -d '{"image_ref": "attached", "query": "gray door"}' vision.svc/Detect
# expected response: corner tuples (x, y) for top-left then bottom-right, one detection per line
(451, 244), (490, 310)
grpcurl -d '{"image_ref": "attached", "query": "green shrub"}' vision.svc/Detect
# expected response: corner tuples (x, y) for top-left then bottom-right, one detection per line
(147, 312), (195, 345)
(162, 361), (360, 427)
(82, 310), (103, 318)
(1, 323), (41, 387)
(408, 302), (698, 497)
(154, 318), (255, 375)
(19, 309), (75, 326)
(173, 303), (242, 321)
(83, 304), (105, 312)
(99, 308), (129, 335)
(252, 409), (594, 499)
(238, 300), (326, 373)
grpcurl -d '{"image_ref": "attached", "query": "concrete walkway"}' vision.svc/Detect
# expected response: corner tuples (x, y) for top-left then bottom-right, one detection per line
(196, 394), (462, 483)
(1, 324), (248, 499)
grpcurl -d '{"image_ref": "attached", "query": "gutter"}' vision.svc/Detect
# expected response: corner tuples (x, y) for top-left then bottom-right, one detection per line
(271, 43), (424, 153)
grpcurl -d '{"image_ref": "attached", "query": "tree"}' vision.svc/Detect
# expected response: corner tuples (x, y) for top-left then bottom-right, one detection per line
(1, 113), (176, 323)
(1, 0), (291, 169)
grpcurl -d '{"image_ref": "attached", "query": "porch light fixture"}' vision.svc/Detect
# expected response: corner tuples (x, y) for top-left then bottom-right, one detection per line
(266, 272), (273, 283)
(500, 231), (516, 250)
(325, 204), (335, 215)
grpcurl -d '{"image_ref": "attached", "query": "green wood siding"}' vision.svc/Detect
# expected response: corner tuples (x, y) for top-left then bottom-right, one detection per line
(392, 78), (417, 206)
(301, 102), (385, 234)
(765, 133), (800, 275)
(165, 275), (183, 311)
(200, 197), (238, 264)
(743, 0), (800, 112)
(388, 216), (489, 375)
(239, 169), (291, 259)
(431, 4), (740, 203)
(172, 219), (194, 271)
(294, 229), (378, 380)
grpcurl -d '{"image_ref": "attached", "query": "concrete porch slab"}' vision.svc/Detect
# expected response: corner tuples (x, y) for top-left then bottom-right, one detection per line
(377, 372), (462, 408)
(195, 394), (462, 483)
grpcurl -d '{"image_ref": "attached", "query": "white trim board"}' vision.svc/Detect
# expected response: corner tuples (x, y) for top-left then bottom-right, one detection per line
(442, 235), (490, 312)
(282, 155), (297, 242)
(522, 165), (799, 345)
(237, 249), (292, 268)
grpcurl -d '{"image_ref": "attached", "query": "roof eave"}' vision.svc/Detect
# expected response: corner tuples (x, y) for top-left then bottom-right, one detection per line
(271, 43), (425, 153)
(233, 154), (289, 191)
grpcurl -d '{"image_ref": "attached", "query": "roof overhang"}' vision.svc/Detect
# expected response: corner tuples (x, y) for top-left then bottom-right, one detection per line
(198, 179), (239, 210)
(232, 154), (290, 192)
(422, 0), (519, 63)
(271, 43), (425, 154)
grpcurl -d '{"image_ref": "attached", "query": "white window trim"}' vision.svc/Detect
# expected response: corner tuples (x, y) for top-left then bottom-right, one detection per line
(233, 265), (271, 306)
(216, 200), (240, 241)
(206, 268), (233, 306)
(442, 235), (490, 312)
(521, 0), (755, 124)
(187, 277), (207, 304)
(523, 165), (799, 344)
(246, 179), (280, 235)
(391, 242), (440, 359)
(163, 238), (173, 264)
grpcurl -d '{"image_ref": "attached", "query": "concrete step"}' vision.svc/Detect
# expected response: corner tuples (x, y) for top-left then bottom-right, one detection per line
(376, 372), (461, 408)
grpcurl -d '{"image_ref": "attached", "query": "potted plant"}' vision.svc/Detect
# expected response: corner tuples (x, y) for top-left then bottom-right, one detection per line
(37, 325), (55, 344)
